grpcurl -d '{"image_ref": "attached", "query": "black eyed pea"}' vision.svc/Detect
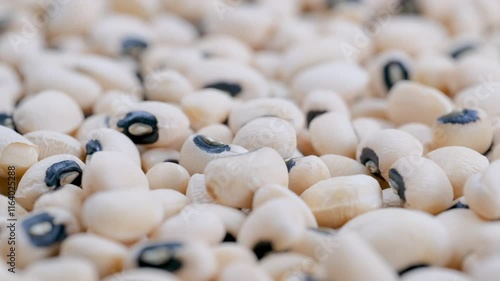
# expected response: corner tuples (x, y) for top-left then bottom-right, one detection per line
(260, 252), (321, 281)
(309, 112), (358, 158)
(109, 0), (160, 19)
(300, 175), (383, 228)
(448, 56), (500, 95)
(82, 190), (163, 243)
(196, 124), (234, 145)
(301, 90), (351, 128)
(0, 207), (80, 268)
(400, 267), (472, 281)
(386, 81), (454, 126)
(179, 135), (248, 175)
(60, 233), (129, 278)
(252, 184), (317, 228)
(13, 90), (84, 135)
(152, 14), (197, 45)
(109, 101), (190, 148)
(448, 196), (469, 210)
(186, 173), (214, 204)
(340, 208), (452, 272)
(297, 128), (317, 156)
(238, 198), (309, 260)
(233, 117), (297, 159)
(388, 156), (454, 214)
(15, 154), (85, 211)
(185, 59), (269, 100)
(150, 189), (188, 220)
(146, 162), (190, 193)
(144, 69), (193, 104)
(322, 232), (399, 281)
(367, 50), (412, 97)
(140, 45), (204, 76)
(0, 126), (39, 179)
(92, 90), (139, 115)
(192, 203), (247, 243)
(413, 53), (455, 95)
(101, 268), (180, 281)
(23, 63), (102, 115)
(252, 51), (282, 79)
(350, 97), (388, 120)
(0, 62), (22, 105)
(218, 262), (274, 281)
(454, 82), (500, 118)
(289, 227), (337, 261)
(24, 131), (83, 161)
(205, 147), (289, 209)
(141, 148), (180, 172)
(265, 18), (315, 52)
(382, 188), (403, 208)
(23, 256), (99, 281)
(45, 0), (104, 37)
(196, 34), (253, 64)
(426, 146), (489, 199)
(81, 151), (148, 197)
(150, 206), (225, 246)
(463, 250), (500, 281)
(398, 123), (434, 154)
(82, 128), (140, 166)
(214, 243), (257, 272)
(228, 97), (305, 133)
(32, 184), (83, 220)
(74, 114), (110, 141)
(319, 154), (370, 178)
(181, 89), (233, 131)
(464, 160), (500, 220)
(352, 117), (394, 142)
(356, 128), (424, 181)
(291, 61), (369, 105)
(432, 108), (493, 154)
(127, 240), (217, 281)
(287, 156), (330, 195)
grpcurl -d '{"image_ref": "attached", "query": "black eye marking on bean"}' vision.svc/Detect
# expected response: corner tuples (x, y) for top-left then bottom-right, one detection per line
(201, 51), (213, 59)
(450, 44), (476, 60)
(253, 241), (274, 260)
(388, 168), (406, 203)
(22, 212), (67, 247)
(285, 158), (296, 172)
(359, 147), (381, 176)
(164, 159), (179, 164)
(306, 110), (328, 128)
(122, 37), (148, 57)
(398, 264), (429, 276)
(204, 81), (242, 97)
(0, 113), (15, 130)
(137, 242), (184, 272)
(447, 201), (469, 210)
(85, 139), (102, 156)
(437, 109), (479, 124)
(45, 160), (83, 190)
(223, 232), (237, 242)
(383, 60), (409, 91)
(117, 111), (159, 145)
(193, 135), (231, 154)
(303, 275), (319, 281)
(104, 115), (111, 128)
(326, 0), (359, 9)
(398, 0), (420, 14)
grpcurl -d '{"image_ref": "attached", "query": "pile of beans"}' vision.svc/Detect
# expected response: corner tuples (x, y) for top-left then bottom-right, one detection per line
(1, 0), (500, 280)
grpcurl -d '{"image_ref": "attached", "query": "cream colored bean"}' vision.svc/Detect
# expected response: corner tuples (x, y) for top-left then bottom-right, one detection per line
(141, 45), (203, 75)
(152, 13), (197, 45)
(196, 124), (234, 144)
(15, 154), (85, 211)
(319, 154), (369, 178)
(81, 151), (148, 197)
(186, 59), (269, 100)
(23, 256), (99, 281)
(102, 269), (180, 281)
(386, 81), (453, 126)
(464, 160), (500, 220)
(382, 188), (403, 208)
(146, 162), (190, 193)
(218, 262), (273, 281)
(400, 267), (471, 281)
(260, 252), (320, 281)
(0, 126), (39, 178)
(144, 70), (193, 104)
(432, 108), (493, 154)
(413, 53), (454, 95)
(32, 184), (83, 220)
(46, 0), (104, 37)
(228, 97), (305, 133)
(252, 51), (282, 79)
(287, 156), (330, 195)
(150, 189), (188, 220)
(109, 101), (190, 148)
(291, 61), (369, 104)
(367, 50), (413, 97)
(13, 90), (84, 135)
(127, 240), (217, 281)
(289, 227), (336, 261)
(60, 233), (129, 278)
(398, 123), (434, 153)
(109, 0), (159, 19)
(352, 117), (394, 141)
(75, 114), (110, 141)
(463, 252), (500, 281)
(82, 190), (163, 243)
(82, 128), (140, 166)
(350, 97), (388, 119)
(196, 34), (253, 64)
(214, 243), (257, 272)
(296, 128), (317, 156)
(181, 89), (233, 131)
(301, 89), (351, 127)
(322, 232), (399, 281)
(309, 112), (358, 158)
(301, 175), (382, 228)
(426, 146), (489, 199)
(448, 56), (500, 94)
(0, 207), (80, 268)
(186, 173), (214, 204)
(179, 135), (248, 175)
(356, 128), (424, 180)
(92, 90), (139, 115)
(340, 208), (451, 272)
(388, 156), (454, 214)
(141, 148), (180, 172)
(205, 147), (288, 209)
(194, 203), (247, 242)
(24, 130), (83, 161)
(454, 82), (500, 118)
(233, 117), (297, 159)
